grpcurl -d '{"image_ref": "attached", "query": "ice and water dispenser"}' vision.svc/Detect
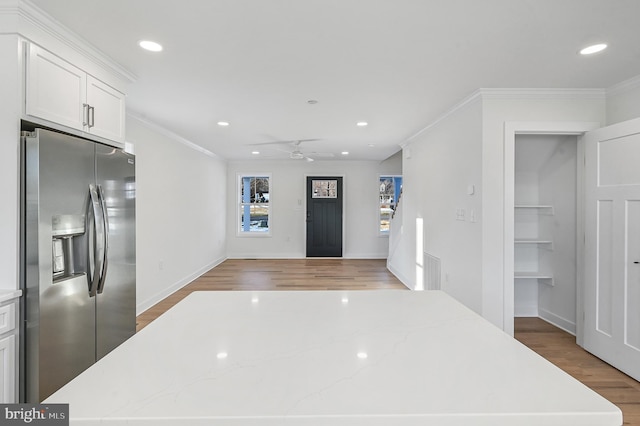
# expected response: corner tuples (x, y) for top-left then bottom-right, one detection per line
(51, 214), (86, 281)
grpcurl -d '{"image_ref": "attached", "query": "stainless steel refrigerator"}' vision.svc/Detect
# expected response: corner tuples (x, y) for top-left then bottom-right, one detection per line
(20, 127), (136, 402)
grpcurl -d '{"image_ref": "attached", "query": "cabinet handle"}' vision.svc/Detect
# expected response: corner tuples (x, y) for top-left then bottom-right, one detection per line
(83, 103), (89, 127)
(88, 105), (95, 128)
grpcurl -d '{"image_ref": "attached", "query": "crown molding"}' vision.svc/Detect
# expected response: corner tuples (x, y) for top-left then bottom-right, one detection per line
(476, 87), (606, 100)
(127, 111), (221, 160)
(401, 90), (483, 148)
(607, 74), (640, 97)
(0, 0), (137, 83)
(400, 87), (606, 148)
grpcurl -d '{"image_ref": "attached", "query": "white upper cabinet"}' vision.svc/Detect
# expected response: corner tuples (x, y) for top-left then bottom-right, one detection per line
(26, 44), (87, 131)
(86, 75), (126, 141)
(26, 44), (125, 143)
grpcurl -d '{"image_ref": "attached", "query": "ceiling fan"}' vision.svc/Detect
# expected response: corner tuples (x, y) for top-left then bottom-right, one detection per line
(248, 139), (333, 162)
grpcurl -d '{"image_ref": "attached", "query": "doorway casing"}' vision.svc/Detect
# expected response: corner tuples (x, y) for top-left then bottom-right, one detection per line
(503, 121), (600, 341)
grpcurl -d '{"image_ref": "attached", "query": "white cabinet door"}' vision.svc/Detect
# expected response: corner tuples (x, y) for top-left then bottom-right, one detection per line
(582, 117), (640, 381)
(86, 75), (125, 142)
(25, 44), (126, 143)
(26, 44), (87, 131)
(0, 335), (15, 403)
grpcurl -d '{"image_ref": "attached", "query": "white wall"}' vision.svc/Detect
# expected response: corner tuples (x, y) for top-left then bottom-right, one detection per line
(482, 93), (605, 331)
(537, 136), (578, 332)
(393, 97), (483, 312)
(226, 158), (400, 259)
(126, 115), (227, 314)
(514, 135), (578, 333)
(391, 90), (605, 329)
(607, 75), (640, 125)
(0, 35), (23, 290)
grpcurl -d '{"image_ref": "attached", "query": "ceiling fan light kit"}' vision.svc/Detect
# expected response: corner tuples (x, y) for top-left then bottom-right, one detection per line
(245, 138), (334, 161)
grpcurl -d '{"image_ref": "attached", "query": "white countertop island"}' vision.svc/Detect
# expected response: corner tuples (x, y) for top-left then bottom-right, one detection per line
(46, 290), (622, 425)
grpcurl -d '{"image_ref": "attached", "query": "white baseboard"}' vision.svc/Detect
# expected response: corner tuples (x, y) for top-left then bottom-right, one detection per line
(226, 254), (305, 259)
(539, 308), (577, 335)
(226, 254), (388, 259)
(136, 256), (226, 315)
(514, 304), (538, 317)
(344, 253), (388, 259)
(387, 262), (412, 290)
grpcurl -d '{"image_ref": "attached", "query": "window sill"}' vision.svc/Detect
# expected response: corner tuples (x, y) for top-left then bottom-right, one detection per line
(236, 232), (272, 238)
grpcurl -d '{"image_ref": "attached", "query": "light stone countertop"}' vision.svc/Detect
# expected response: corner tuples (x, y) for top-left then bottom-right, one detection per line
(46, 290), (622, 425)
(0, 289), (21, 304)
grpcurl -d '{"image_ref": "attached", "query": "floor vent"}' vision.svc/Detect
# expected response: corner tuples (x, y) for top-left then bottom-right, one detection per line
(424, 252), (441, 290)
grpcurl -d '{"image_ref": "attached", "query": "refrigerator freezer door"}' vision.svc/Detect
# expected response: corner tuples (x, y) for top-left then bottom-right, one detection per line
(95, 144), (136, 359)
(23, 129), (97, 402)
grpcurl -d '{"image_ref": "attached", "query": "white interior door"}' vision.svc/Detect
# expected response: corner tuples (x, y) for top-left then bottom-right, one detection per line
(582, 117), (640, 381)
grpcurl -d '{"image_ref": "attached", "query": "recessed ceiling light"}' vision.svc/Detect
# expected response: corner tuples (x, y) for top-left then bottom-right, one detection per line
(138, 40), (163, 52)
(217, 121), (230, 127)
(357, 122), (368, 127)
(252, 151), (260, 155)
(580, 43), (607, 55)
(341, 151), (349, 155)
(368, 144), (375, 147)
(357, 352), (368, 359)
(216, 352), (228, 359)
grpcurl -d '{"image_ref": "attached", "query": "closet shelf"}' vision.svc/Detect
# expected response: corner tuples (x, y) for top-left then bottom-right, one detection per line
(515, 239), (553, 246)
(514, 272), (554, 286)
(514, 205), (554, 214)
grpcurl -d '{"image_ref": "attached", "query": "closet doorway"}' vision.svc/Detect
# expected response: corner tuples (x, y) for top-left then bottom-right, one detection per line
(513, 134), (579, 334)
(503, 121), (599, 337)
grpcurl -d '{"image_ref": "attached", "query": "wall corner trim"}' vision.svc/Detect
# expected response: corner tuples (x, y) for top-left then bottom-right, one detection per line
(127, 112), (222, 159)
(606, 74), (640, 97)
(477, 88), (606, 100)
(402, 89), (483, 147)
(401, 87), (606, 149)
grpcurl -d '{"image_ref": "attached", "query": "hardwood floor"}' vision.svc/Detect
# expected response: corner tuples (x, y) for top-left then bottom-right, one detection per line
(136, 259), (407, 330)
(515, 317), (640, 425)
(137, 259), (639, 424)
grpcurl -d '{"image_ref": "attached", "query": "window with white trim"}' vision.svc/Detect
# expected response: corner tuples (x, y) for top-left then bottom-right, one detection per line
(238, 175), (270, 234)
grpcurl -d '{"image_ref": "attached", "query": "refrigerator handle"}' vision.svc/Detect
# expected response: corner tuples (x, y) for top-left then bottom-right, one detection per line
(96, 185), (109, 294)
(87, 184), (105, 297)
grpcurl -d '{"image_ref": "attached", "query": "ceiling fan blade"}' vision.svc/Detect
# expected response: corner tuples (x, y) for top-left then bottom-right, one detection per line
(246, 138), (322, 146)
(264, 146), (294, 154)
(307, 152), (334, 158)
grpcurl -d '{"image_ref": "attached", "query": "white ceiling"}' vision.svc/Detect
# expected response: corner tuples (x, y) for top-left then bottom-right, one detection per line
(29, 0), (640, 161)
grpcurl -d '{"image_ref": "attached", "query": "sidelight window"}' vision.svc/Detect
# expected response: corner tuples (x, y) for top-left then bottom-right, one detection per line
(379, 175), (402, 234)
(238, 174), (271, 234)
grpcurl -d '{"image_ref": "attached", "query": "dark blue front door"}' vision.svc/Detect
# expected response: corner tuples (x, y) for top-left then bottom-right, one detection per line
(306, 177), (343, 257)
